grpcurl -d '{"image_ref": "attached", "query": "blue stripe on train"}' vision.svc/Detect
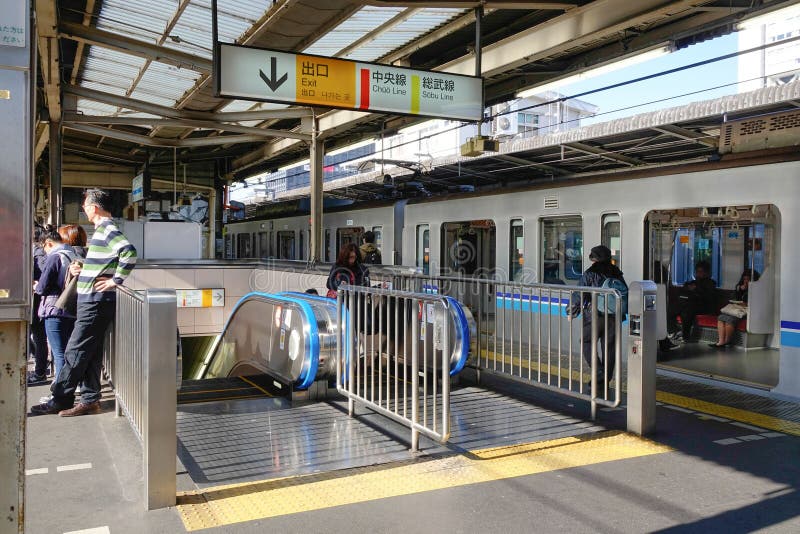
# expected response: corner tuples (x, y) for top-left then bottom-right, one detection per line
(781, 320), (800, 331)
(495, 296), (567, 316)
(782, 329), (800, 347)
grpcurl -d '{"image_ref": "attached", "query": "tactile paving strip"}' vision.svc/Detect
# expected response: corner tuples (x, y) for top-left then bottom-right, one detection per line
(176, 430), (671, 531)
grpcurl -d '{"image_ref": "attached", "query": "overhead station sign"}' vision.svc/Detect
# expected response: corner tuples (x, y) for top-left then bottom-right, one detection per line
(217, 43), (483, 121)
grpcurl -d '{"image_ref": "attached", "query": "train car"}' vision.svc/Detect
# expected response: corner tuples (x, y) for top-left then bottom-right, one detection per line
(225, 158), (800, 399)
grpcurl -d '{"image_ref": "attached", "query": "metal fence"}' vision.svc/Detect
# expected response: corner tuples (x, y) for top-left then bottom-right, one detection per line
(336, 285), (453, 451)
(384, 274), (623, 418)
(105, 286), (177, 510)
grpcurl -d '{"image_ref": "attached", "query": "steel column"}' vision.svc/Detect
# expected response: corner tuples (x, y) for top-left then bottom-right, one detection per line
(48, 119), (62, 225)
(309, 120), (323, 262)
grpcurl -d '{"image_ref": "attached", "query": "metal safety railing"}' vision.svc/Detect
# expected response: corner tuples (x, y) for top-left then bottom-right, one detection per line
(104, 286), (177, 510)
(385, 274), (623, 418)
(336, 285), (453, 451)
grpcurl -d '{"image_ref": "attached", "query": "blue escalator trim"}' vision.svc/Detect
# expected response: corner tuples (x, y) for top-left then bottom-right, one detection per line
(237, 292), (320, 390)
(445, 296), (470, 376)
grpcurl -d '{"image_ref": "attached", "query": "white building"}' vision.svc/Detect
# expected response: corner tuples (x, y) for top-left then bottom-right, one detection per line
(738, 6), (800, 92)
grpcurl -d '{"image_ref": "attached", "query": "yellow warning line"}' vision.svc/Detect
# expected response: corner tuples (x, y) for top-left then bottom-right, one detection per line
(480, 349), (800, 436)
(176, 431), (670, 531)
(655, 391), (800, 436)
(178, 387), (256, 396)
(238, 376), (273, 397)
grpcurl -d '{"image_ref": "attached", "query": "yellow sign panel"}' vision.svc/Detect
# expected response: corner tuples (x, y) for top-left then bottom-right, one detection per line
(295, 54), (355, 107)
(679, 235), (690, 244)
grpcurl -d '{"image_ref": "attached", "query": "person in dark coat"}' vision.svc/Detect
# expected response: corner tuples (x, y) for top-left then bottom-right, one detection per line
(569, 245), (627, 388)
(661, 260), (717, 350)
(326, 243), (370, 297)
(359, 231), (382, 264)
(29, 225), (50, 384)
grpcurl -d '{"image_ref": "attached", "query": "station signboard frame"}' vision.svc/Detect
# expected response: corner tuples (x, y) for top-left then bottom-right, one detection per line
(214, 43), (484, 122)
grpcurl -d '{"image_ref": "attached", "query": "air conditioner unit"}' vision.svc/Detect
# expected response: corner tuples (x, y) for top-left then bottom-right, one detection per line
(719, 108), (800, 154)
(493, 106), (518, 136)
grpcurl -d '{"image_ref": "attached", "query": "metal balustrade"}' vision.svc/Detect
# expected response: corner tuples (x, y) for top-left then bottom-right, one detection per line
(105, 286), (177, 510)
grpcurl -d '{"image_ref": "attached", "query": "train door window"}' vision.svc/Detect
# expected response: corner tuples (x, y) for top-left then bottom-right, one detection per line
(509, 219), (524, 281)
(540, 216), (582, 285)
(441, 220), (496, 277)
(258, 232), (269, 259)
(277, 231), (296, 260)
(372, 226), (383, 255)
(298, 229), (304, 260)
(236, 233), (251, 259)
(325, 229), (331, 261)
(337, 227), (364, 257)
(224, 234), (232, 258)
(601, 213), (621, 266)
(416, 224), (430, 275)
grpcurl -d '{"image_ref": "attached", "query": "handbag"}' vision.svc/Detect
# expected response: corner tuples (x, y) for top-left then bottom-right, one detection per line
(53, 261), (82, 316)
(720, 303), (747, 319)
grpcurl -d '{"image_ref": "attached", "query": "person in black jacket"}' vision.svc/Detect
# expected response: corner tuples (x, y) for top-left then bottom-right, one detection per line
(29, 225), (50, 384)
(569, 245), (626, 387)
(661, 260), (717, 350)
(359, 231), (382, 264)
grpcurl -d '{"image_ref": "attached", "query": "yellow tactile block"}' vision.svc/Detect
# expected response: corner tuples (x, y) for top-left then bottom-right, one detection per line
(176, 431), (671, 531)
(656, 391), (800, 436)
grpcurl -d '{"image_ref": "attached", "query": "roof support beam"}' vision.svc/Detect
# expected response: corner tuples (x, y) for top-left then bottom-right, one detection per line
(438, 0), (717, 77)
(64, 113), (309, 140)
(69, 0), (96, 85)
(564, 142), (643, 166)
(364, 1), (577, 9)
(336, 8), (423, 58)
(653, 124), (719, 148)
(492, 153), (568, 175)
(380, 9), (480, 65)
(36, 0), (61, 122)
(65, 123), (283, 148)
(58, 21), (212, 73)
(63, 85), (312, 123)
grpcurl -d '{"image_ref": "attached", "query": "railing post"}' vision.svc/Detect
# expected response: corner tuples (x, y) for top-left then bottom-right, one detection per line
(410, 297), (420, 452)
(143, 288), (177, 510)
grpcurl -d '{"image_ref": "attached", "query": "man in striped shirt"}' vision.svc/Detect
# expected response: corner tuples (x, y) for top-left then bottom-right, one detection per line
(31, 189), (137, 417)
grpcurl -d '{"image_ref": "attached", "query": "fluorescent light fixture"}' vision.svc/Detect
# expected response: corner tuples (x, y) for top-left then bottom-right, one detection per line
(737, 4), (800, 31)
(516, 44), (673, 99)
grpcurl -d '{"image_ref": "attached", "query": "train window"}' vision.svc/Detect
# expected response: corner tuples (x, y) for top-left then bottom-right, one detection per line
(441, 220), (496, 277)
(601, 213), (621, 266)
(372, 226), (383, 256)
(298, 229), (304, 260)
(416, 224), (430, 275)
(236, 233), (252, 259)
(258, 232), (269, 259)
(337, 227), (364, 257)
(325, 229), (331, 261)
(540, 216), (582, 285)
(277, 231), (296, 260)
(510, 219), (524, 281)
(224, 234), (233, 259)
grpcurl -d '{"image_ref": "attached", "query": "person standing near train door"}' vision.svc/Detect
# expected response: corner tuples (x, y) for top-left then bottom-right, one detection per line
(569, 245), (627, 389)
(31, 189), (137, 417)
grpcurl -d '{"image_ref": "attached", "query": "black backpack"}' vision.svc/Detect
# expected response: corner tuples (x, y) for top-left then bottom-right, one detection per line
(363, 249), (381, 264)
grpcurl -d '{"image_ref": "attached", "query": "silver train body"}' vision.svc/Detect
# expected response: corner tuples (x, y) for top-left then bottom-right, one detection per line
(226, 159), (800, 399)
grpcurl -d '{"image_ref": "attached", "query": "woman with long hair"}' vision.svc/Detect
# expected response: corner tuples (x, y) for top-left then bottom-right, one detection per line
(712, 269), (760, 348)
(326, 243), (370, 298)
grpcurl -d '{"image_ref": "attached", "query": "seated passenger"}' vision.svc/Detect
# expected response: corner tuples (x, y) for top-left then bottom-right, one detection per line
(661, 260), (717, 350)
(711, 269), (759, 348)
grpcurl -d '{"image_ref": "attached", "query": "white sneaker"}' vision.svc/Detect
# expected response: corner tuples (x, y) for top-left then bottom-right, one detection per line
(38, 395), (52, 404)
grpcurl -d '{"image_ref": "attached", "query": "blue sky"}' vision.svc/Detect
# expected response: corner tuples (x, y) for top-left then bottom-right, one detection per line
(550, 33), (739, 125)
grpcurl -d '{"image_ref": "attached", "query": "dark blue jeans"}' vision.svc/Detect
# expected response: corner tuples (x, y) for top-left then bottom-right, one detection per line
(44, 316), (76, 381)
(51, 300), (115, 407)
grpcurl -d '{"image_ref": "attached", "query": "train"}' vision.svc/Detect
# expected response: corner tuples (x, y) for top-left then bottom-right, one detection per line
(223, 157), (800, 399)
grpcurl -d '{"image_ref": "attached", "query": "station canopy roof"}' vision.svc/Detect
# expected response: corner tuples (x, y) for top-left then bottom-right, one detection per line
(40, 0), (800, 196)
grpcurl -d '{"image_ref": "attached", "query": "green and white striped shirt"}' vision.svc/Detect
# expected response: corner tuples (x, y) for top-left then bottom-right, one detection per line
(77, 218), (137, 303)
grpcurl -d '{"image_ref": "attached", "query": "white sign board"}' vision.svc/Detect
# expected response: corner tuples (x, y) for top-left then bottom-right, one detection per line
(0, 0), (25, 48)
(218, 44), (483, 121)
(176, 289), (225, 308)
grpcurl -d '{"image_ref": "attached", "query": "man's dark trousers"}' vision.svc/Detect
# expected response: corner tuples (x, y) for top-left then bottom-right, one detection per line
(50, 300), (115, 408)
